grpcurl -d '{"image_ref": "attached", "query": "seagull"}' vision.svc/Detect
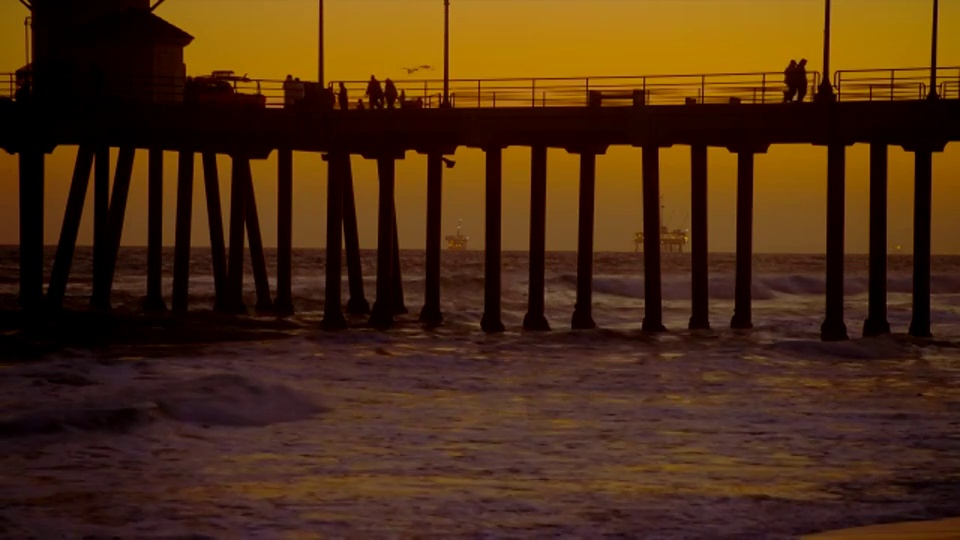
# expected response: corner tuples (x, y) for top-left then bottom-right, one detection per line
(402, 65), (434, 75)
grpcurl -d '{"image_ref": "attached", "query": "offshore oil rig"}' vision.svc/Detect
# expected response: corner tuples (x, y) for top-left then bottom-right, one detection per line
(634, 201), (689, 253)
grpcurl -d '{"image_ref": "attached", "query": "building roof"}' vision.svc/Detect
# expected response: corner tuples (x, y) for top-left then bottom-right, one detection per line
(72, 9), (194, 48)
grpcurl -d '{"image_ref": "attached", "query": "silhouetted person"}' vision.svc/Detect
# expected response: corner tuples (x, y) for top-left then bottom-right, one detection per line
(795, 59), (809, 102)
(283, 75), (295, 108)
(366, 75), (383, 109)
(384, 78), (398, 109)
(357, 98), (365, 110)
(338, 82), (348, 110)
(399, 89), (407, 108)
(783, 60), (798, 103)
(292, 77), (306, 106)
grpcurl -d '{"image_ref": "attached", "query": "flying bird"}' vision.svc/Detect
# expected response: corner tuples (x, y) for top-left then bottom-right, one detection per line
(402, 65), (434, 75)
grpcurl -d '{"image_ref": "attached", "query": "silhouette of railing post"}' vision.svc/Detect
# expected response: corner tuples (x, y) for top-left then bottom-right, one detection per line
(370, 155), (399, 329)
(419, 152), (445, 327)
(321, 152), (347, 330)
(481, 146), (506, 333)
(225, 155), (248, 314)
(47, 146), (94, 311)
(821, 143), (849, 341)
(730, 146), (768, 329)
(689, 144), (710, 330)
(172, 150), (194, 314)
(641, 145), (666, 333)
(240, 158), (274, 314)
(342, 156), (370, 315)
(91, 146), (109, 309)
(523, 146), (551, 331)
(274, 148), (295, 315)
(906, 142), (947, 338)
(144, 148), (167, 312)
(18, 148), (45, 312)
(202, 152), (228, 312)
(572, 147), (603, 330)
(864, 143), (890, 336)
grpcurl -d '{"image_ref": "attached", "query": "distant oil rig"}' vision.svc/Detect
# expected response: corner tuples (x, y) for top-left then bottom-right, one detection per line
(634, 200), (689, 253)
(446, 220), (469, 250)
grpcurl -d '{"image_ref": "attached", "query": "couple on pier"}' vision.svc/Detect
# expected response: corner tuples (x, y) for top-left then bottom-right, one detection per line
(783, 59), (809, 103)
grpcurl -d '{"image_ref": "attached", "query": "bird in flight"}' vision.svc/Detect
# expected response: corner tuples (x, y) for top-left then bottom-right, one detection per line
(402, 65), (434, 75)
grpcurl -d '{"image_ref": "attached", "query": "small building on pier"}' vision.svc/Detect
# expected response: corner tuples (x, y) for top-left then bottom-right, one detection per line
(27, 0), (193, 104)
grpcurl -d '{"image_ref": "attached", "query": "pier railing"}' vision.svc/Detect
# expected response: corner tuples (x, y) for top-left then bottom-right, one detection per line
(2, 67), (958, 108)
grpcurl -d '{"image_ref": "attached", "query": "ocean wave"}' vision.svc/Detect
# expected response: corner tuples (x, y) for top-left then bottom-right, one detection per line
(0, 374), (324, 439)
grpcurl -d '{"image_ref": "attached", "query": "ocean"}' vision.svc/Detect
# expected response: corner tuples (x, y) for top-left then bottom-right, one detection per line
(1, 247), (959, 538)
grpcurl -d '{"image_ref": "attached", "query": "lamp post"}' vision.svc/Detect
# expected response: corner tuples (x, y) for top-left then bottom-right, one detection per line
(318, 0), (325, 88)
(442, 0), (450, 107)
(929, 0), (939, 99)
(816, 0), (834, 100)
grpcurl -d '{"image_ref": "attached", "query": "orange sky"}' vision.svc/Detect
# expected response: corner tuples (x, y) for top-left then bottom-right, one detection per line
(0, 0), (958, 253)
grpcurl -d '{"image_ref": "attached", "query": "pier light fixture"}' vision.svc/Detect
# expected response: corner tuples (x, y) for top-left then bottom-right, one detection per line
(816, 0), (835, 101)
(318, 0), (325, 88)
(443, 0), (451, 108)
(929, 0), (939, 99)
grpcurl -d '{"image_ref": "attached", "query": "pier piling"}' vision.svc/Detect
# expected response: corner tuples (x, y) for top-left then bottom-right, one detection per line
(275, 148), (295, 315)
(821, 143), (849, 341)
(572, 150), (598, 330)
(202, 152), (228, 312)
(523, 146), (551, 331)
(98, 147), (135, 310)
(91, 146), (109, 309)
(321, 153), (347, 330)
(225, 155), (248, 314)
(481, 146), (505, 333)
(689, 145), (710, 330)
(240, 159), (274, 314)
(47, 146), (94, 310)
(909, 147), (935, 338)
(342, 156), (370, 315)
(641, 145), (666, 333)
(172, 150), (194, 314)
(863, 143), (890, 336)
(370, 156), (397, 328)
(18, 149), (45, 312)
(731, 149), (757, 330)
(144, 148), (167, 312)
(392, 207), (407, 315)
(419, 153), (444, 326)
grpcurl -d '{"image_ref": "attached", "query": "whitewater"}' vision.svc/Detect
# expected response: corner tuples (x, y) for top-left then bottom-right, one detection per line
(1, 247), (959, 538)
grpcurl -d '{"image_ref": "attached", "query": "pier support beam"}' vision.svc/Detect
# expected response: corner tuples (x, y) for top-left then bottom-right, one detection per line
(202, 152), (228, 312)
(97, 147), (135, 311)
(275, 148), (295, 315)
(523, 146), (550, 331)
(342, 156), (370, 315)
(481, 147), (506, 333)
(821, 143), (849, 341)
(225, 156), (248, 314)
(863, 143), (890, 336)
(18, 149), (45, 312)
(321, 153), (347, 330)
(172, 150), (194, 314)
(419, 153), (444, 326)
(731, 148), (764, 330)
(47, 146), (94, 310)
(241, 159), (273, 314)
(370, 157), (397, 328)
(908, 145), (941, 338)
(641, 145), (666, 333)
(91, 146), (109, 309)
(689, 145), (710, 330)
(144, 148), (166, 312)
(392, 208), (407, 315)
(572, 150), (598, 330)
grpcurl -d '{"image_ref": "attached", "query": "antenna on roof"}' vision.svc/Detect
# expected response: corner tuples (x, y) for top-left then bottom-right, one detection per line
(151, 0), (166, 12)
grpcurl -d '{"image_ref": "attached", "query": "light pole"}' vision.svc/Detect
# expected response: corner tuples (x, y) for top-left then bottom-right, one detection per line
(816, 0), (834, 100)
(318, 0), (325, 88)
(929, 0), (939, 99)
(442, 0), (450, 107)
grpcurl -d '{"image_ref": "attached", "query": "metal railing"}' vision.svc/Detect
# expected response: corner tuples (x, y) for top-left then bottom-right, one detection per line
(834, 67), (960, 102)
(2, 67), (957, 108)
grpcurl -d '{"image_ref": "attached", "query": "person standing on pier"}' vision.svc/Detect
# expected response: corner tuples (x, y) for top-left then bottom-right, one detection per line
(783, 60), (798, 103)
(283, 75), (295, 108)
(795, 59), (809, 102)
(366, 76), (384, 109)
(384, 78), (399, 109)
(338, 82), (348, 110)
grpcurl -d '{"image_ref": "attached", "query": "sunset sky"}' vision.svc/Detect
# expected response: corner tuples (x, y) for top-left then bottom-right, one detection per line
(0, 0), (958, 253)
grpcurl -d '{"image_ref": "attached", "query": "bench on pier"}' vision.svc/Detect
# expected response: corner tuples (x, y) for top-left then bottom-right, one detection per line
(588, 89), (646, 107)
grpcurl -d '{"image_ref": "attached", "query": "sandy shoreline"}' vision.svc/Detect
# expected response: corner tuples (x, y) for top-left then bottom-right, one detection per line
(805, 517), (960, 539)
